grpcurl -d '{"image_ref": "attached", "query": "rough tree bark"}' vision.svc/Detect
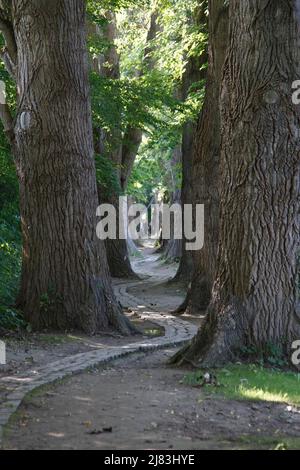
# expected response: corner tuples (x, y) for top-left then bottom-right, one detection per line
(172, 0), (300, 366)
(94, 11), (160, 278)
(176, 0), (228, 312)
(5, 0), (135, 334)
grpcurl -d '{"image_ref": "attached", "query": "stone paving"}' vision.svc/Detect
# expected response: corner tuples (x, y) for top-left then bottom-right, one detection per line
(0, 279), (197, 445)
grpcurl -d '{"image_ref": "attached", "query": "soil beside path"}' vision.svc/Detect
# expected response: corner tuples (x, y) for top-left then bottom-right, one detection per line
(1, 247), (300, 450)
(3, 348), (300, 450)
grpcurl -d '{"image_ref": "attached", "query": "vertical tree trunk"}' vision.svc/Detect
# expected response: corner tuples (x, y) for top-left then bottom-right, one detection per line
(161, 137), (183, 261)
(172, 0), (300, 366)
(173, 3), (208, 284)
(95, 10), (160, 278)
(94, 12), (136, 279)
(12, 0), (134, 334)
(171, 119), (194, 284)
(177, 0), (228, 313)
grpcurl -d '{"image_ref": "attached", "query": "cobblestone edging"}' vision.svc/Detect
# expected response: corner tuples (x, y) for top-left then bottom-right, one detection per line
(0, 280), (197, 445)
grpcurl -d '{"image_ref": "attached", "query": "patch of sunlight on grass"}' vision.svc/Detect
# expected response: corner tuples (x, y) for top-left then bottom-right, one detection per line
(183, 364), (300, 406)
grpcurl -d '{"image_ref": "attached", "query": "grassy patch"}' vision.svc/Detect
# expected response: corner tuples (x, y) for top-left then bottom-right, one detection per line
(143, 327), (164, 337)
(160, 255), (180, 265)
(22, 379), (67, 404)
(235, 435), (300, 450)
(183, 364), (300, 406)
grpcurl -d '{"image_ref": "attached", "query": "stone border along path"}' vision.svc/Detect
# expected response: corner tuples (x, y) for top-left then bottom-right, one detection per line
(0, 278), (197, 445)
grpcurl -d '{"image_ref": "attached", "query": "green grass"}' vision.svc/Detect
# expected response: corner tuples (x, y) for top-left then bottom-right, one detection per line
(144, 327), (163, 337)
(218, 434), (300, 450)
(234, 435), (300, 450)
(183, 364), (300, 406)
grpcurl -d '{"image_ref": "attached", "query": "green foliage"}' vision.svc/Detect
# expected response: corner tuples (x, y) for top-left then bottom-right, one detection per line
(154, 0), (207, 81)
(88, 0), (207, 201)
(239, 343), (289, 368)
(116, 0), (207, 203)
(87, 0), (150, 19)
(0, 190), (22, 329)
(0, 53), (23, 331)
(95, 152), (121, 199)
(91, 72), (180, 135)
(88, 3), (193, 197)
(0, 55), (17, 115)
(127, 142), (169, 203)
(0, 150), (17, 209)
(0, 306), (25, 330)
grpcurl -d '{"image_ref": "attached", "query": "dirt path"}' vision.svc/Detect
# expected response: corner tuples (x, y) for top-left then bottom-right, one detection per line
(3, 348), (300, 450)
(2, 248), (300, 450)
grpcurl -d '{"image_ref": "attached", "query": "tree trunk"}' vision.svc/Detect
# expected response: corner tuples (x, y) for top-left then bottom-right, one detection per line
(120, 127), (143, 191)
(12, 0), (134, 334)
(103, 192), (136, 279)
(160, 141), (183, 261)
(172, 0), (300, 366)
(177, 0), (228, 313)
(172, 120), (194, 284)
(173, 3), (208, 284)
(92, 12), (136, 279)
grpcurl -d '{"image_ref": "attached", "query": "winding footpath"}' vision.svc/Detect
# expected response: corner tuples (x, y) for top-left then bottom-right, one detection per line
(0, 253), (196, 445)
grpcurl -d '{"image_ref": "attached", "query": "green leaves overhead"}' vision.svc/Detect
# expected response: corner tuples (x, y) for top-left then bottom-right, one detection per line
(89, 0), (207, 202)
(91, 71), (182, 135)
(87, 0), (150, 18)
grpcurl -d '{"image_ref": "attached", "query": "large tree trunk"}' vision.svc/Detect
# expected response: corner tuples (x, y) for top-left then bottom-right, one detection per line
(177, 0), (228, 313)
(12, 0), (134, 334)
(172, 0), (300, 366)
